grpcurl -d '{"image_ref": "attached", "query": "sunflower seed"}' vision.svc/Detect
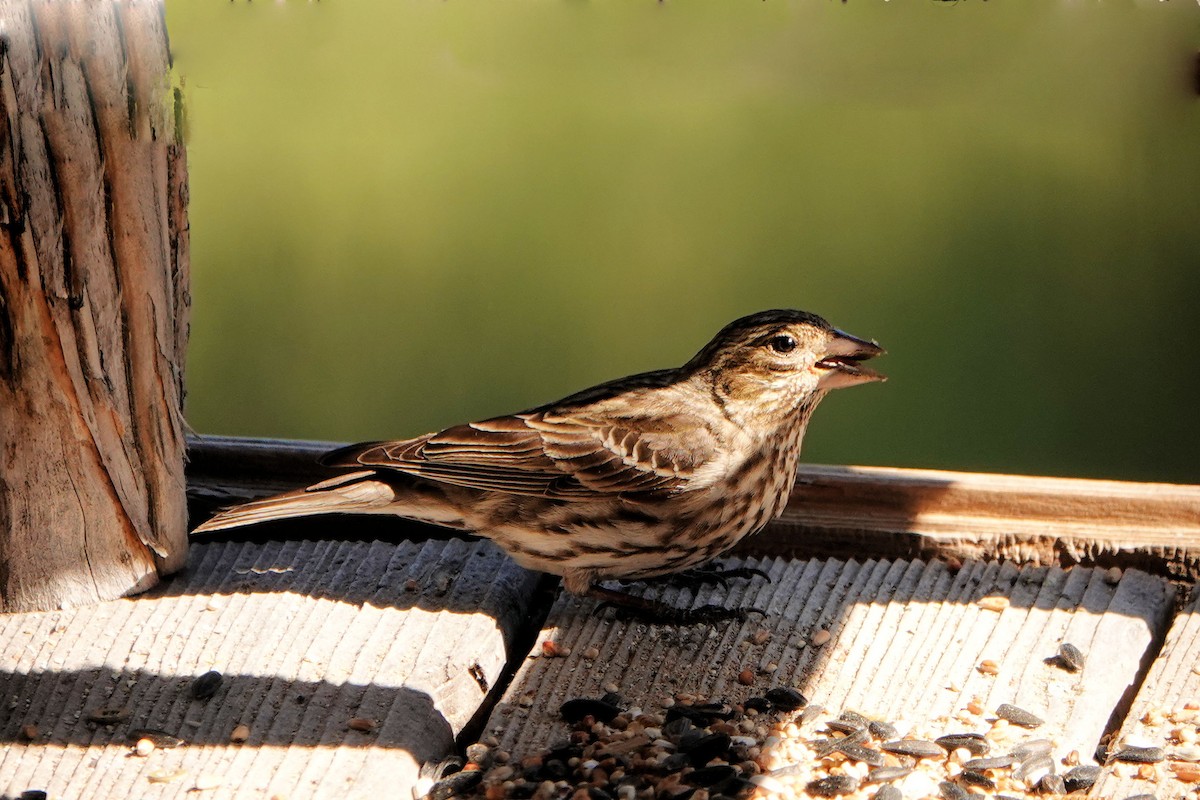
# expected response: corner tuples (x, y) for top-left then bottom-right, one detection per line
(865, 766), (913, 784)
(869, 720), (899, 740)
(191, 670), (222, 700)
(838, 743), (887, 767)
(561, 698), (623, 724)
(811, 729), (869, 758)
(1056, 642), (1085, 671)
(996, 703), (1044, 728)
(881, 739), (946, 759)
(827, 719), (866, 735)
(938, 781), (969, 800)
(936, 733), (990, 756)
(1009, 739), (1054, 762)
(1062, 764), (1101, 792)
(1038, 774), (1066, 795)
(959, 770), (995, 789)
(1111, 746), (1165, 764)
(807, 775), (859, 797)
(964, 755), (1014, 770)
(1013, 753), (1054, 786)
(765, 687), (807, 712)
(872, 786), (903, 800)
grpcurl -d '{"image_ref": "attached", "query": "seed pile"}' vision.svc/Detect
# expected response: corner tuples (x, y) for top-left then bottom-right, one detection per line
(421, 683), (1188, 800)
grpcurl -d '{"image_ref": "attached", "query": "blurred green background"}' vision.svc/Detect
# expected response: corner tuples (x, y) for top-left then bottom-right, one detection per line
(168, 1), (1200, 483)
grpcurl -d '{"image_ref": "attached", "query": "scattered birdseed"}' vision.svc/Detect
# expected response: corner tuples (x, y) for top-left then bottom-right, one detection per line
(869, 719), (899, 740)
(810, 629), (832, 647)
(995, 704), (1044, 729)
(737, 668), (754, 686)
(128, 729), (185, 748)
(1038, 773), (1066, 794)
(347, 717), (378, 733)
(230, 724), (250, 744)
(977, 659), (1000, 676)
(582, 647), (600, 660)
(18, 724), (37, 742)
(147, 769), (187, 784)
(133, 738), (155, 757)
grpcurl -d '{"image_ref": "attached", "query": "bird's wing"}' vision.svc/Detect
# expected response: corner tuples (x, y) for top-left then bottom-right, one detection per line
(320, 409), (719, 499)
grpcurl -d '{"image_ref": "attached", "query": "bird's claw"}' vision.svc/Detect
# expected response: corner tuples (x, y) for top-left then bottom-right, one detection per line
(662, 564), (772, 590)
(591, 598), (764, 626)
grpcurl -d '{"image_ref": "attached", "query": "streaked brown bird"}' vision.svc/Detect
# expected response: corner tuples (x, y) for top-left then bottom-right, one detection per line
(194, 309), (884, 621)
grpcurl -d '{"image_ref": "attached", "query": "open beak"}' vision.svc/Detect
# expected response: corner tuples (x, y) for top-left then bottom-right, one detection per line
(816, 328), (886, 390)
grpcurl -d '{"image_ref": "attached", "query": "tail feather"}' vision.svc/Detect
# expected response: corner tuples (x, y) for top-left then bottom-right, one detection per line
(192, 471), (398, 533)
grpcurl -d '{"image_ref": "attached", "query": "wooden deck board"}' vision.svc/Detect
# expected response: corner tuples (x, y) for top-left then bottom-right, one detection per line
(483, 558), (1174, 796)
(1096, 585), (1200, 799)
(0, 537), (541, 800)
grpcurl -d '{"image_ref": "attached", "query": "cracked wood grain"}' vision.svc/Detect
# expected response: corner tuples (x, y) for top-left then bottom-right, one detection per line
(0, 1), (189, 611)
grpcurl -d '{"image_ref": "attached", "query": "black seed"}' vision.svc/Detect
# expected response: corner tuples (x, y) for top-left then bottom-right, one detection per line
(881, 739), (946, 759)
(723, 777), (757, 799)
(1056, 643), (1085, 672)
(807, 775), (858, 797)
(959, 770), (995, 789)
(1063, 764), (1101, 792)
(191, 670), (223, 700)
(19, 792), (48, 800)
(936, 733), (990, 756)
(588, 789), (614, 800)
(865, 766), (912, 784)
(600, 691), (624, 707)
(1009, 739), (1053, 762)
(995, 703), (1044, 728)
(743, 696), (772, 713)
(1037, 774), (1066, 795)
(681, 732), (732, 765)
(838, 743), (887, 767)
(765, 687), (807, 712)
(686, 765), (738, 789)
(938, 781), (969, 800)
(827, 719), (866, 735)
(872, 787), (902, 800)
(561, 698), (623, 724)
(869, 720), (899, 740)
(692, 702), (736, 720)
(963, 755), (1014, 770)
(1111, 746), (1165, 764)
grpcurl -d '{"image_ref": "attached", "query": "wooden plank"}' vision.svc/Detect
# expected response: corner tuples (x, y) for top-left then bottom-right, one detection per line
(480, 558), (1174, 798)
(0, 537), (542, 799)
(753, 465), (1200, 580)
(1095, 586), (1200, 799)
(184, 436), (1200, 577)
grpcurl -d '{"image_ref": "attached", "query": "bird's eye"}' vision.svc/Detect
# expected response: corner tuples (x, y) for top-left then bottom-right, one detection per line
(767, 334), (797, 354)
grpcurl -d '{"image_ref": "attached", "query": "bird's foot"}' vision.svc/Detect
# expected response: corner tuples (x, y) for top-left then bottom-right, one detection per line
(585, 586), (764, 626)
(658, 562), (771, 590)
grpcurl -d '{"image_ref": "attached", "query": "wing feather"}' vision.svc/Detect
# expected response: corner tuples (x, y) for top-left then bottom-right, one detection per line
(320, 401), (719, 500)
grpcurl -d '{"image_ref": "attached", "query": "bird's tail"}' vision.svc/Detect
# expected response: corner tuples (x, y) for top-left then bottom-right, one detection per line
(192, 470), (397, 533)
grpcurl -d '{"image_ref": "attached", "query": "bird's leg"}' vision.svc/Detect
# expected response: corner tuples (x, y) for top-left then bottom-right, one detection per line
(585, 585), (764, 625)
(657, 561), (772, 590)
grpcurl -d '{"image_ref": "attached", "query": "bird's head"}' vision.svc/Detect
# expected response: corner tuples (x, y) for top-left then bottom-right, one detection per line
(686, 309), (885, 428)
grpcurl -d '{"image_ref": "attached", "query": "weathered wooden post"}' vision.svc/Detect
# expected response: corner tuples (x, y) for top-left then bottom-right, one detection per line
(0, 1), (189, 612)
